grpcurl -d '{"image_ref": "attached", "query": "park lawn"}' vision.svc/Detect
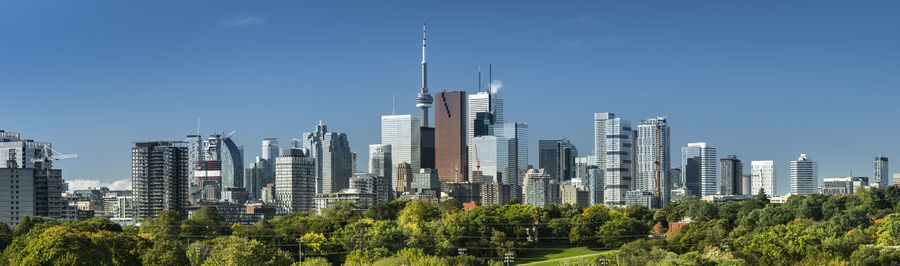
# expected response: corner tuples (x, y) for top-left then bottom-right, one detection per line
(513, 244), (611, 265)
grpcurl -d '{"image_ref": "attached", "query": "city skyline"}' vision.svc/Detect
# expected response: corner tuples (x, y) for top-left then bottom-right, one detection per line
(3, 1), (899, 195)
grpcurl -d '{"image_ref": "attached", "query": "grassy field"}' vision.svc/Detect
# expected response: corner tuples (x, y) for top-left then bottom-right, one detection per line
(513, 245), (613, 265)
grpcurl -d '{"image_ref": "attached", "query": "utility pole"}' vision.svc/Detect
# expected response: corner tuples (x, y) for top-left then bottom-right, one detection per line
(296, 238), (303, 262)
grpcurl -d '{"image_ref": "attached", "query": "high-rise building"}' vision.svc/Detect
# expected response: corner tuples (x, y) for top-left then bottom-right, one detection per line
(0, 130), (65, 226)
(481, 182), (514, 206)
(741, 174), (752, 195)
(350, 173), (390, 205)
(523, 169), (551, 207)
(303, 122), (353, 194)
(471, 136), (510, 184)
(185, 134), (202, 185)
(261, 138), (279, 162)
(561, 184), (590, 208)
(604, 118), (632, 206)
(751, 160), (776, 197)
(874, 156), (889, 189)
(670, 168), (682, 189)
(467, 91), (502, 174)
(434, 91), (467, 183)
(587, 166), (603, 206)
(682, 143), (717, 197)
(822, 176), (868, 194)
(412, 168), (441, 196)
(367, 144), (393, 195)
(245, 156), (272, 200)
(274, 148), (316, 214)
(538, 139), (578, 182)
(636, 117), (671, 207)
(497, 122), (528, 186)
(790, 154), (817, 195)
(893, 173), (900, 187)
(593, 113), (615, 168)
(220, 136), (244, 198)
(395, 162), (413, 194)
(420, 127), (435, 170)
(719, 155), (743, 196)
(132, 141), (189, 221)
(382, 114), (422, 180)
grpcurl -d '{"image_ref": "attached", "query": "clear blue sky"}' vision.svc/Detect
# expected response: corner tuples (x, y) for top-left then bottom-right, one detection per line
(2, 1), (898, 194)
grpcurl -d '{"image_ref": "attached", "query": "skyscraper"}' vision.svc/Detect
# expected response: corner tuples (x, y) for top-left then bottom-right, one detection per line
(587, 166), (603, 206)
(275, 147), (316, 214)
(538, 139), (578, 183)
(303, 122), (353, 194)
(471, 136), (510, 184)
(244, 156), (270, 200)
(132, 141), (189, 220)
(523, 169), (551, 207)
(874, 156), (889, 189)
(682, 142), (717, 197)
(593, 113), (615, 168)
(604, 118), (632, 206)
(0, 130), (65, 226)
(262, 138), (279, 162)
(636, 117), (671, 207)
(790, 154), (817, 195)
(382, 114), (422, 179)
(185, 134), (202, 185)
(497, 122), (528, 186)
(395, 162), (413, 194)
(719, 155), (743, 196)
(367, 144), (393, 196)
(220, 136), (244, 196)
(468, 91), (502, 175)
(751, 160), (776, 197)
(434, 91), (467, 183)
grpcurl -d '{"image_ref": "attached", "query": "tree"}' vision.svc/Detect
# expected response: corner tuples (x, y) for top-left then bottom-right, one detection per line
(4, 225), (111, 265)
(301, 232), (330, 257)
(181, 207), (229, 240)
(0, 222), (12, 251)
(140, 210), (183, 240)
(569, 205), (611, 246)
(850, 245), (900, 266)
(141, 240), (190, 266)
(397, 200), (441, 225)
(197, 236), (293, 266)
(364, 201), (408, 221)
(876, 213), (900, 246)
(321, 200), (362, 224)
(595, 217), (649, 249)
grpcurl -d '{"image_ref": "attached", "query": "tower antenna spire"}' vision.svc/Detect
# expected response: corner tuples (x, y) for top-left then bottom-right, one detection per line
(477, 65), (482, 92)
(415, 22), (434, 127)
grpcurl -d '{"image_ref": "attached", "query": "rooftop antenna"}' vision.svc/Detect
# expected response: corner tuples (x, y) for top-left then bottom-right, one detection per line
(392, 93), (396, 115)
(477, 65), (482, 92)
(489, 63), (493, 95)
(196, 118), (200, 136)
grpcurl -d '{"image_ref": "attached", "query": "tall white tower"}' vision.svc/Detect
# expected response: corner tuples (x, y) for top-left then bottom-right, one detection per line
(415, 23), (433, 127)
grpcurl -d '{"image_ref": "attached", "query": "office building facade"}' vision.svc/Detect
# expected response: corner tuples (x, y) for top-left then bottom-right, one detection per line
(303, 122), (353, 194)
(682, 142), (717, 197)
(434, 91), (468, 183)
(636, 117), (671, 206)
(604, 118), (632, 206)
(719, 155), (743, 196)
(538, 139), (578, 182)
(274, 148), (316, 214)
(751, 160), (776, 197)
(132, 141), (189, 221)
(790, 154), (817, 195)
(382, 115), (421, 181)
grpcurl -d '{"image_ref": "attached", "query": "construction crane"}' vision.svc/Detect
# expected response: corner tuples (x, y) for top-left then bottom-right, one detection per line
(473, 142), (481, 182)
(30, 146), (77, 163)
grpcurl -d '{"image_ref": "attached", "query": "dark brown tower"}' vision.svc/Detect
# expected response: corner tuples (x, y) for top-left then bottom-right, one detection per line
(435, 91), (467, 183)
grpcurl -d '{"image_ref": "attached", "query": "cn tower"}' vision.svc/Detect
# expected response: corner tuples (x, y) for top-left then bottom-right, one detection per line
(415, 22), (433, 127)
